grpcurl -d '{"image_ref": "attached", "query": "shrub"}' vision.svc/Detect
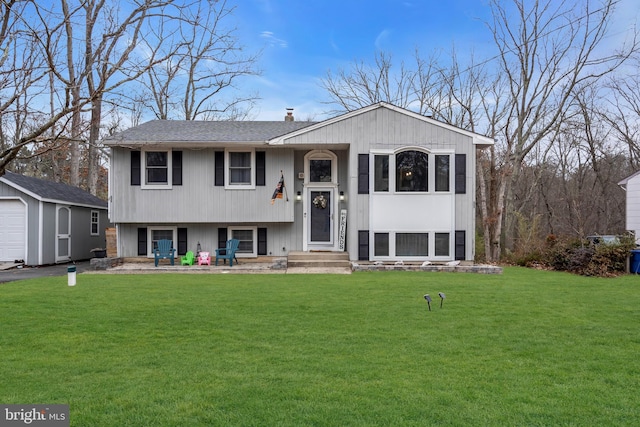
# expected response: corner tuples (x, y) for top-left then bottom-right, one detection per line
(537, 235), (635, 277)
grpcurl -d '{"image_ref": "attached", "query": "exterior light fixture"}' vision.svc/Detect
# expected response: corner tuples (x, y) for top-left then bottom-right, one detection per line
(339, 191), (345, 201)
(424, 294), (432, 311)
(296, 191), (302, 201)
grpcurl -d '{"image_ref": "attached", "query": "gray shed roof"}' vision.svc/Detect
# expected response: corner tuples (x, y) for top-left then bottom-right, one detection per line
(103, 120), (317, 146)
(1, 171), (107, 208)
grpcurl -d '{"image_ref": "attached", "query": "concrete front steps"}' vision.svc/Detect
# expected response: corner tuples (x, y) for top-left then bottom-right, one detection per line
(286, 251), (352, 274)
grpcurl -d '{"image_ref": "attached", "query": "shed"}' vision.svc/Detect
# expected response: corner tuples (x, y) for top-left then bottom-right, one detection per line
(0, 171), (109, 265)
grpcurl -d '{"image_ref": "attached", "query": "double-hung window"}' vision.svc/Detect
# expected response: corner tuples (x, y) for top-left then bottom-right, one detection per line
(140, 150), (173, 189)
(434, 155), (450, 192)
(146, 152), (168, 184)
(229, 227), (257, 257)
(226, 149), (255, 188)
(90, 210), (99, 235)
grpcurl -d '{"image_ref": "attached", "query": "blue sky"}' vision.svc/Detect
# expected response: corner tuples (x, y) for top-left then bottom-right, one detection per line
(233, 0), (639, 121)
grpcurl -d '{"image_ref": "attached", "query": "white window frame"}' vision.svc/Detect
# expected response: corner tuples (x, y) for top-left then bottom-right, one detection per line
(147, 226), (177, 257)
(432, 151), (454, 194)
(225, 148), (255, 189)
(141, 149), (173, 190)
(229, 226), (257, 257)
(90, 210), (99, 236)
(371, 148), (455, 194)
(370, 230), (453, 262)
(304, 150), (338, 184)
(371, 150), (393, 194)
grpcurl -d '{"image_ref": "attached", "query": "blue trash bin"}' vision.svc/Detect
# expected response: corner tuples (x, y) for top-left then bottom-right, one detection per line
(631, 250), (640, 274)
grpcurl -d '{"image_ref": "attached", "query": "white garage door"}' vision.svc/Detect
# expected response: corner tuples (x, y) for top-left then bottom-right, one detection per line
(0, 199), (26, 262)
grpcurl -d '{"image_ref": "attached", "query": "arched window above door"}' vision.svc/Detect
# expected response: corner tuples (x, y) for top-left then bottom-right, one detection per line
(304, 150), (337, 184)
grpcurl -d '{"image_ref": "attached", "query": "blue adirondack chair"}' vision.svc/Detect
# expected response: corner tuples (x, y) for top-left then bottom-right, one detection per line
(154, 239), (176, 267)
(215, 239), (240, 266)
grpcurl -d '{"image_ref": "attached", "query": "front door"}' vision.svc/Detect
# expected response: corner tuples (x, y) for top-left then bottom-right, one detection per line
(307, 188), (334, 248)
(56, 206), (71, 262)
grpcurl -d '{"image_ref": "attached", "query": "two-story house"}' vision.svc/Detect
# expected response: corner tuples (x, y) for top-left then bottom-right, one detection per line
(105, 102), (493, 262)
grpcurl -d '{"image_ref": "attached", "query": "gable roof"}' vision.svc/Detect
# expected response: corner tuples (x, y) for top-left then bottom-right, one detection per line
(0, 171), (107, 209)
(268, 102), (495, 147)
(618, 170), (640, 188)
(103, 102), (494, 148)
(103, 120), (317, 146)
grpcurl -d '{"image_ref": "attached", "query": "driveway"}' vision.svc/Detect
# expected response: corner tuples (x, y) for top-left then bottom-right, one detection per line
(0, 261), (91, 284)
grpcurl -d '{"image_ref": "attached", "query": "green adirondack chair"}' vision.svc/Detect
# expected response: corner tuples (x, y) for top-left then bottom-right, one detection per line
(180, 250), (195, 266)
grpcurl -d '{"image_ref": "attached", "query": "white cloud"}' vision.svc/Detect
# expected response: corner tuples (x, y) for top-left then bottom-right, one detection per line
(260, 31), (288, 48)
(375, 29), (392, 50)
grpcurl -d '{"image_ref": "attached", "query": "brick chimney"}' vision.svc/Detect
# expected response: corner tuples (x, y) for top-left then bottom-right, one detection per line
(285, 108), (294, 121)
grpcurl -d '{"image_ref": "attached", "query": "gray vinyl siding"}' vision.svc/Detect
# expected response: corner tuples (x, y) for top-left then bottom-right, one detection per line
(0, 181), (109, 265)
(41, 203), (56, 265)
(110, 147), (296, 224)
(117, 222), (299, 258)
(109, 104), (487, 261)
(280, 108), (478, 261)
(281, 108), (468, 150)
(69, 206), (108, 261)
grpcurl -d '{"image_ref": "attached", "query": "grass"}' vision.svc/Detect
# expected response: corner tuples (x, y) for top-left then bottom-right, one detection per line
(1, 268), (639, 426)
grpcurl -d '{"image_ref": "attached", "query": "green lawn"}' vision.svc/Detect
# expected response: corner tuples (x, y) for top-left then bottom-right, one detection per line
(1, 268), (639, 426)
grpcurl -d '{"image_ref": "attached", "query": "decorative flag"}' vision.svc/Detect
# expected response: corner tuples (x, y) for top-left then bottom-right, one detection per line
(271, 173), (287, 204)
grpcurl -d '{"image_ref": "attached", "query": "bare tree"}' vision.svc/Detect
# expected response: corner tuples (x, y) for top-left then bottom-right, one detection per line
(1, 0), (260, 196)
(0, 0), (65, 176)
(480, 0), (636, 261)
(321, 51), (417, 114)
(138, 0), (260, 121)
(603, 55), (640, 168)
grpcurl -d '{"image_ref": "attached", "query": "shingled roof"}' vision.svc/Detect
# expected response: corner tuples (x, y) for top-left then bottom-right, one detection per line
(103, 120), (317, 145)
(1, 171), (107, 208)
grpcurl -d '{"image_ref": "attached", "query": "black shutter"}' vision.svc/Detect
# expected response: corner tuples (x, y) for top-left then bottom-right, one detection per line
(358, 230), (369, 260)
(172, 151), (182, 186)
(131, 151), (141, 186)
(455, 154), (466, 194)
(358, 154), (369, 194)
(215, 151), (224, 186)
(177, 228), (187, 255)
(137, 227), (147, 255)
(256, 151), (266, 186)
(455, 230), (466, 260)
(258, 227), (267, 255)
(218, 227), (228, 249)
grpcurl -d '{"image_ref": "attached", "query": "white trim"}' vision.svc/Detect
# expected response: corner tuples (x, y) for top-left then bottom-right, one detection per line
(147, 226), (177, 257)
(90, 210), (100, 236)
(55, 205), (71, 263)
(304, 185), (338, 251)
(304, 150), (338, 184)
(371, 148), (455, 194)
(0, 197), (28, 263)
(302, 150), (340, 251)
(228, 226), (257, 257)
(0, 176), (107, 209)
(141, 149), (173, 190)
(38, 200), (43, 265)
(370, 230), (454, 262)
(225, 148), (256, 189)
(268, 102), (494, 147)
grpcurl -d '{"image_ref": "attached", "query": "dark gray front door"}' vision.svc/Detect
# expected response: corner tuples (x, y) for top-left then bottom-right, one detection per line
(309, 189), (333, 245)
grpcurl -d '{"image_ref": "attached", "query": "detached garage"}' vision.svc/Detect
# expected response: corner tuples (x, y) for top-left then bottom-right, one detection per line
(0, 171), (109, 266)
